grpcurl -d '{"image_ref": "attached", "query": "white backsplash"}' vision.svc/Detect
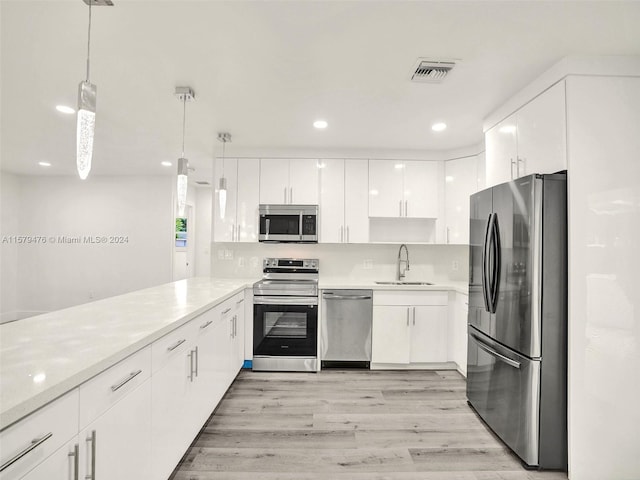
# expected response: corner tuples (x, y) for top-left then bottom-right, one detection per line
(211, 243), (469, 284)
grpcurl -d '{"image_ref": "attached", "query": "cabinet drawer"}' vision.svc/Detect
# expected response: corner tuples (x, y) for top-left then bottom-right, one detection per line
(373, 291), (448, 306)
(151, 320), (197, 374)
(0, 390), (78, 480)
(78, 346), (151, 429)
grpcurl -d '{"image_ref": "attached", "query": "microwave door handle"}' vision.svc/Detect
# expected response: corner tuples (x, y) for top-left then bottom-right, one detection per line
(265, 218), (270, 241)
(299, 212), (303, 241)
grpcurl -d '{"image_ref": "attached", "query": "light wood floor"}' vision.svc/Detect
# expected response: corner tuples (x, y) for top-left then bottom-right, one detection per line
(170, 369), (568, 480)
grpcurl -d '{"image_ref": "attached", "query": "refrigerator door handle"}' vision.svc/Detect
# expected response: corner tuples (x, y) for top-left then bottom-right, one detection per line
(489, 213), (501, 314)
(481, 213), (493, 312)
(474, 335), (521, 369)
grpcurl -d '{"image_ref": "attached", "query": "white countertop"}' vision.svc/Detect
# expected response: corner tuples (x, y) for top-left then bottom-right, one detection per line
(319, 278), (469, 295)
(0, 277), (255, 430)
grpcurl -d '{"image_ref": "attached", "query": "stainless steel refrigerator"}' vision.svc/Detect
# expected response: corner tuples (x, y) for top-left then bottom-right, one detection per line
(466, 172), (567, 470)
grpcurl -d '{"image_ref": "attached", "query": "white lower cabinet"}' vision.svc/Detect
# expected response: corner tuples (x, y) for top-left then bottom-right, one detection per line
(448, 292), (469, 376)
(19, 440), (79, 480)
(371, 291), (449, 366)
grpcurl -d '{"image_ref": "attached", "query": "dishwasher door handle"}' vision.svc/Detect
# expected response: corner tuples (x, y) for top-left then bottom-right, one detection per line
(323, 294), (372, 300)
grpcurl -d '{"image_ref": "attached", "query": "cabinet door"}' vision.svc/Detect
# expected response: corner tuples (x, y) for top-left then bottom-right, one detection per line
(20, 440), (79, 480)
(213, 158), (238, 242)
(445, 156), (478, 244)
(193, 310), (230, 426)
(236, 158), (260, 242)
(79, 379), (152, 480)
(404, 161), (439, 218)
(344, 160), (369, 243)
(233, 295), (246, 371)
(319, 159), (345, 243)
(369, 160), (403, 217)
(410, 306), (448, 363)
(453, 293), (469, 376)
(372, 305), (411, 364)
(485, 115), (518, 188)
(151, 333), (196, 480)
(516, 81), (567, 177)
(289, 159), (319, 204)
(259, 158), (290, 204)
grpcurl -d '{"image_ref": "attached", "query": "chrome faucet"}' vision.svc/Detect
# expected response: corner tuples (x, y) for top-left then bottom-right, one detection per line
(397, 244), (410, 281)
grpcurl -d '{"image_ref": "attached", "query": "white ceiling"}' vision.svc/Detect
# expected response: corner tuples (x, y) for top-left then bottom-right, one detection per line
(1, 1), (640, 183)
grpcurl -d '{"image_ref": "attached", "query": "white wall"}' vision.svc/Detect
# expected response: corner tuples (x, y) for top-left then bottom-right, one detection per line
(0, 172), (20, 322)
(194, 186), (212, 277)
(211, 242), (468, 285)
(0, 174), (175, 319)
(566, 75), (640, 479)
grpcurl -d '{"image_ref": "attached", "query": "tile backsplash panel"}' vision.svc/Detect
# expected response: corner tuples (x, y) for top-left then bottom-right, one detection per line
(211, 243), (469, 284)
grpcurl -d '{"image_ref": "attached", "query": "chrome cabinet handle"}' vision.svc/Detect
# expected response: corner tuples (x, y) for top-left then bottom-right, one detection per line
(510, 158), (516, 179)
(236, 298), (245, 305)
(0, 432), (53, 472)
(406, 308), (410, 326)
(200, 320), (213, 330)
(284, 187), (287, 203)
(346, 226), (350, 243)
(230, 318), (234, 338)
(69, 444), (79, 480)
(110, 370), (142, 392)
(86, 430), (96, 480)
(399, 200), (402, 217)
(474, 338), (521, 369)
(413, 306), (416, 326)
(237, 225), (241, 241)
(222, 308), (231, 315)
(234, 315), (237, 337)
(340, 226), (344, 243)
(167, 339), (186, 352)
(446, 227), (450, 244)
(290, 187), (293, 204)
(405, 200), (408, 217)
(194, 346), (199, 378)
(188, 350), (194, 381)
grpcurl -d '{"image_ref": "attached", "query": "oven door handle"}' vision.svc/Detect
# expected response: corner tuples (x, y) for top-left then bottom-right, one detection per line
(254, 296), (318, 306)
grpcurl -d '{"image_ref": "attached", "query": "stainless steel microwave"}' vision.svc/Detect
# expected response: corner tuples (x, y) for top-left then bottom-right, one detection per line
(259, 204), (318, 243)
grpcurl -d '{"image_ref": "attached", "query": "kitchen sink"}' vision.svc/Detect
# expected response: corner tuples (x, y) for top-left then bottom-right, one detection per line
(375, 281), (434, 285)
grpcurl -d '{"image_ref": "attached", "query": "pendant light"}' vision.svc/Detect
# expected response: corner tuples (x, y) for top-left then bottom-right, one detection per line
(77, 0), (113, 179)
(217, 132), (231, 220)
(175, 87), (195, 217)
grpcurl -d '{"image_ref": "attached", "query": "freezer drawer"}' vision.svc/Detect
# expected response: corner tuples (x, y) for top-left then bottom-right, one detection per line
(466, 327), (540, 467)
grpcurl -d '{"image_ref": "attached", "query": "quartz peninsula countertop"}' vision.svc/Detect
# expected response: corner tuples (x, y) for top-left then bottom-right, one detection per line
(0, 277), (256, 430)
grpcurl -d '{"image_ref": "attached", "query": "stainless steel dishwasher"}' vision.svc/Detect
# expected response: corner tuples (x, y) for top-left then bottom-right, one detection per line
(321, 290), (373, 369)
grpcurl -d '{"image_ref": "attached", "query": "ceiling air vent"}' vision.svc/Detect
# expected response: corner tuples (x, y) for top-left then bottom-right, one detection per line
(410, 59), (456, 83)
(195, 181), (211, 186)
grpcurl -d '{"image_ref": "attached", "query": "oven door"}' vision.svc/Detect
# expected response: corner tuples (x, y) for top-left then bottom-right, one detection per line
(253, 296), (318, 357)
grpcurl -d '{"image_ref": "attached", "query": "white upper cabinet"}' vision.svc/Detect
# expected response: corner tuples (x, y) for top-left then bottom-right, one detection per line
(404, 161), (438, 218)
(369, 160), (438, 218)
(444, 155), (478, 244)
(213, 158), (259, 242)
(516, 81), (567, 177)
(236, 159), (260, 242)
(319, 159), (369, 243)
(259, 159), (319, 205)
(485, 81), (567, 188)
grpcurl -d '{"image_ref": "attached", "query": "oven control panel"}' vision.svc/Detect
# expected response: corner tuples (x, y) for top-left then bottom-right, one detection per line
(263, 258), (319, 271)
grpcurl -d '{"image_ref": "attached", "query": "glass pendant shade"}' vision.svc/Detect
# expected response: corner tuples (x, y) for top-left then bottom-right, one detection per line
(218, 176), (227, 220)
(177, 157), (189, 217)
(77, 81), (97, 180)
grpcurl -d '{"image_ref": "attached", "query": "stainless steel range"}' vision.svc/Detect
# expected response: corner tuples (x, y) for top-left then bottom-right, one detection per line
(252, 258), (319, 372)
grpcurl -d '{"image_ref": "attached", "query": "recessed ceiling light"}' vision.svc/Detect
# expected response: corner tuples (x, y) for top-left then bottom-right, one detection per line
(38, 161), (52, 167)
(313, 120), (328, 129)
(55, 105), (75, 114)
(161, 161), (172, 167)
(431, 122), (447, 132)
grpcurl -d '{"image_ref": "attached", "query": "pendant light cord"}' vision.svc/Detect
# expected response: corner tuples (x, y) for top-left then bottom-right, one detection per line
(181, 96), (186, 157)
(222, 137), (226, 176)
(86, 0), (92, 82)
